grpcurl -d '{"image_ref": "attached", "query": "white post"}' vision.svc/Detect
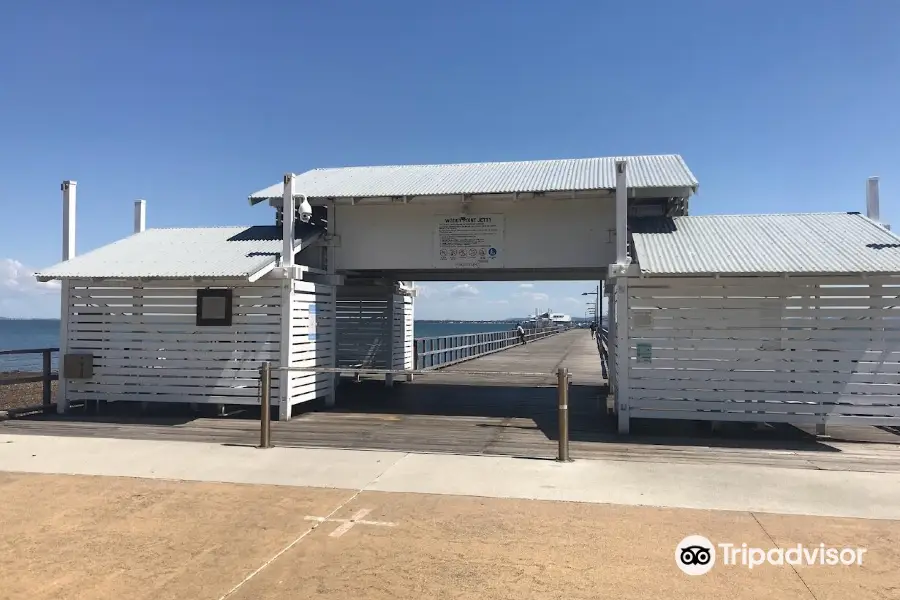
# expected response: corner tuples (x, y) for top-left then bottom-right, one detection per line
(607, 283), (616, 393)
(325, 199), (338, 407)
(282, 173), (295, 268)
(133, 199), (146, 233)
(62, 181), (77, 260)
(616, 278), (630, 434)
(867, 177), (880, 223)
(385, 288), (396, 388)
(279, 279), (294, 420)
(615, 160), (628, 264)
(58, 180), (76, 414)
(406, 281), (415, 382)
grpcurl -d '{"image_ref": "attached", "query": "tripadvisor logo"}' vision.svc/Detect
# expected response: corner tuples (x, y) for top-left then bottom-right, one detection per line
(675, 535), (867, 575)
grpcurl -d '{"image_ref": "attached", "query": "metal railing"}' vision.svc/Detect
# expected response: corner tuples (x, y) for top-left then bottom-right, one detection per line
(597, 327), (609, 379)
(257, 363), (573, 462)
(0, 347), (59, 415)
(414, 327), (560, 370)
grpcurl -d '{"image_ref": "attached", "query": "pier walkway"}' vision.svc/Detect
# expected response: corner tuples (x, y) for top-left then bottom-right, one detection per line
(1, 330), (606, 459)
(5, 329), (900, 471)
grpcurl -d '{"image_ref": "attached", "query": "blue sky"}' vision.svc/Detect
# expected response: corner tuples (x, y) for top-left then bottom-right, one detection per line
(1, 1), (898, 319)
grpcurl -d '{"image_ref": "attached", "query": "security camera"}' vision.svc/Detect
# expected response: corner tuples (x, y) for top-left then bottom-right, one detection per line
(298, 196), (312, 223)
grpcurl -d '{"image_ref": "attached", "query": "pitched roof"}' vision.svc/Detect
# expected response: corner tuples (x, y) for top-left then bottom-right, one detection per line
(631, 212), (900, 275)
(36, 225), (321, 281)
(248, 154), (698, 203)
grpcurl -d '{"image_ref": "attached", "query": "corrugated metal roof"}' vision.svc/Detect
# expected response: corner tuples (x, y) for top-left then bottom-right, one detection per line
(37, 225), (321, 281)
(248, 154), (698, 202)
(631, 213), (900, 275)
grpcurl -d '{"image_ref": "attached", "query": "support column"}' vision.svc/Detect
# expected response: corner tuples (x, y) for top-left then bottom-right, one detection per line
(278, 174), (296, 420)
(278, 277), (295, 420)
(57, 180), (76, 414)
(615, 277), (630, 434)
(607, 282), (617, 394)
(385, 288), (396, 387)
(406, 281), (415, 382)
(325, 199), (338, 407)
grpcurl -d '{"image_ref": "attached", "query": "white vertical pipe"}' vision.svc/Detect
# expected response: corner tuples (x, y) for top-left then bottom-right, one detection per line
(616, 278), (630, 434)
(615, 160), (628, 264)
(62, 181), (77, 260)
(58, 179), (76, 414)
(282, 173), (295, 268)
(134, 199), (146, 233)
(867, 177), (880, 223)
(325, 199), (338, 406)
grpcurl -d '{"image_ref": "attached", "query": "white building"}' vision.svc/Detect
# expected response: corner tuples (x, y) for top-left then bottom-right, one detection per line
(36, 179), (416, 420)
(608, 211), (900, 433)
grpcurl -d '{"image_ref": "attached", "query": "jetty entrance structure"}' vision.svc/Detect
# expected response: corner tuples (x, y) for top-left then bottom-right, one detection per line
(35, 153), (900, 436)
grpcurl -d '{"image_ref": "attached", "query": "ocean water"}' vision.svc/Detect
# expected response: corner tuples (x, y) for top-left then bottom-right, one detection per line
(0, 319), (520, 371)
(0, 319), (62, 371)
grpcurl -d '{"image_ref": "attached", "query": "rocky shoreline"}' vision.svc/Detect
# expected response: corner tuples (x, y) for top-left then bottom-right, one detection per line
(0, 371), (57, 412)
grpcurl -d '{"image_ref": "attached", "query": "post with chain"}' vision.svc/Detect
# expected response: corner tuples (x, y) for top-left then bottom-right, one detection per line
(259, 362), (272, 449)
(557, 367), (571, 462)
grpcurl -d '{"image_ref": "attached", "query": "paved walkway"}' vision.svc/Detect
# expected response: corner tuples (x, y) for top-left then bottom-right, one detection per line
(1, 461), (898, 600)
(3, 434), (900, 520)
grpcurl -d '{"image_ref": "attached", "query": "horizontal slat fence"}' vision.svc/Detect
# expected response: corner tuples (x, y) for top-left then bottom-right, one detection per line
(66, 280), (281, 405)
(289, 281), (335, 405)
(626, 276), (900, 426)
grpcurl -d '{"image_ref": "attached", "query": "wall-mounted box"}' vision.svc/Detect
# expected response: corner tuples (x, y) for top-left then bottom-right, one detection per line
(63, 353), (94, 379)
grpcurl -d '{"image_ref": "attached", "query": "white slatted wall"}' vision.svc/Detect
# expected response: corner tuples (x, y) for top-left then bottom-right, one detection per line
(65, 280), (281, 405)
(626, 276), (900, 426)
(289, 281), (335, 406)
(335, 293), (390, 369)
(393, 294), (415, 371)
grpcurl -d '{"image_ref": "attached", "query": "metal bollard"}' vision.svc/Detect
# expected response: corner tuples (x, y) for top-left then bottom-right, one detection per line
(259, 362), (272, 449)
(557, 367), (571, 462)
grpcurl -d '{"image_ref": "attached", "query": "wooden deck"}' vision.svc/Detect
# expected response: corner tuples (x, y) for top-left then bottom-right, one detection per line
(4, 330), (900, 471)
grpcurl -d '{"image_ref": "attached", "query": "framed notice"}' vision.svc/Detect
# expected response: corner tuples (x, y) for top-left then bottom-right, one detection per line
(636, 342), (652, 363)
(308, 304), (317, 342)
(434, 214), (504, 268)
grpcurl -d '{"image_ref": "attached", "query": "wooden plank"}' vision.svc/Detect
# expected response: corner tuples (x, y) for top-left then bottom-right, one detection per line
(630, 327), (900, 342)
(66, 391), (272, 405)
(630, 368), (900, 384)
(67, 383), (267, 397)
(65, 348), (280, 360)
(70, 313), (283, 324)
(629, 377), (900, 395)
(630, 399), (900, 418)
(90, 366), (265, 378)
(631, 297), (900, 310)
(630, 317), (900, 330)
(629, 388), (900, 404)
(628, 408), (823, 425)
(627, 307), (900, 319)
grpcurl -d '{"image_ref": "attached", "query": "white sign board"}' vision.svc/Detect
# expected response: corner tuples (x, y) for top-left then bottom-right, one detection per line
(308, 304), (317, 342)
(434, 215), (504, 268)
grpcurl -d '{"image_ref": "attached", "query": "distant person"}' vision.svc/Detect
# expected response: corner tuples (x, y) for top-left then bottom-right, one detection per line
(516, 323), (527, 345)
(589, 321), (597, 339)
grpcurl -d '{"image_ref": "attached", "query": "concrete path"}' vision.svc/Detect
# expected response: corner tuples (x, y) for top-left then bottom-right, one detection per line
(3, 433), (900, 520)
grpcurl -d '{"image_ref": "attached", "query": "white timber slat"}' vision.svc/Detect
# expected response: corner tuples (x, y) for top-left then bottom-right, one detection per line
(335, 292), (391, 369)
(624, 276), (900, 426)
(287, 281), (336, 412)
(64, 280), (283, 407)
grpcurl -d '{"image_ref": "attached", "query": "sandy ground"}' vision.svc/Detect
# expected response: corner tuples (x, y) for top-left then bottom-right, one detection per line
(0, 373), (56, 412)
(0, 472), (897, 600)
